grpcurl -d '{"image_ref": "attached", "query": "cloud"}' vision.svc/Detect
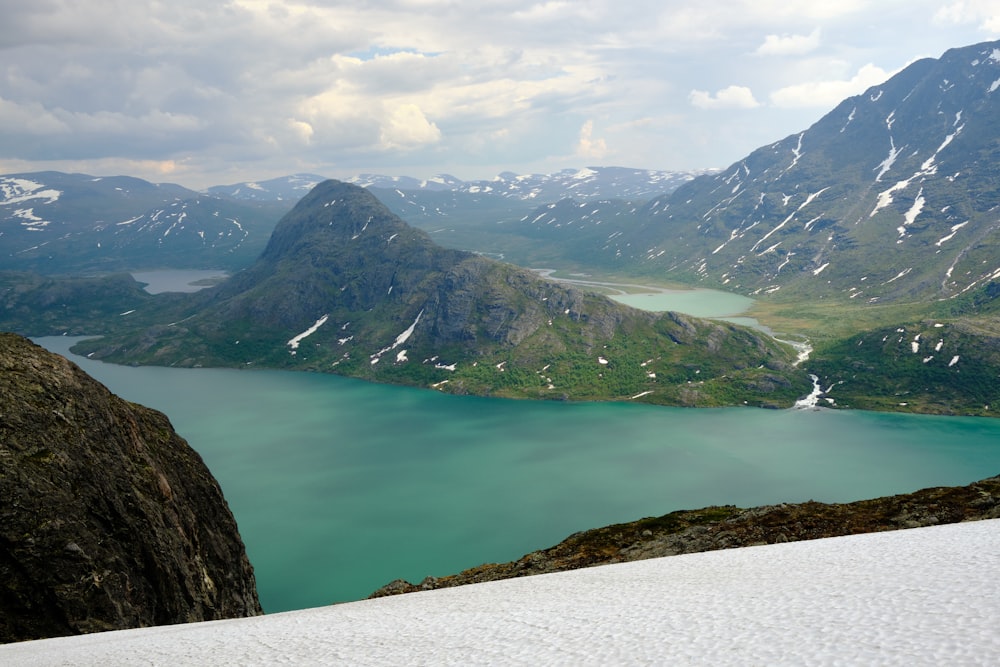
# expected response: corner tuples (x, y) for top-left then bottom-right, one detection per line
(576, 120), (607, 158)
(756, 29), (821, 56)
(769, 63), (893, 108)
(0, 1), (997, 186)
(689, 86), (761, 110)
(379, 104), (442, 150)
(933, 1), (1000, 33)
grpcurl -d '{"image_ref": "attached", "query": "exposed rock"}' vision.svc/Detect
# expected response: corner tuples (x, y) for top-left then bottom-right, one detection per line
(0, 333), (261, 643)
(370, 475), (1000, 598)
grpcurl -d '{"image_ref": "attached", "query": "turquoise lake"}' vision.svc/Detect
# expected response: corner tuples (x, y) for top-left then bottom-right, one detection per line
(36, 337), (1000, 614)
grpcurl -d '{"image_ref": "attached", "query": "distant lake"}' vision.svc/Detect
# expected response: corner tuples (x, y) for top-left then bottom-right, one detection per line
(610, 289), (754, 318)
(536, 271), (758, 321)
(131, 269), (229, 294)
(36, 337), (1000, 614)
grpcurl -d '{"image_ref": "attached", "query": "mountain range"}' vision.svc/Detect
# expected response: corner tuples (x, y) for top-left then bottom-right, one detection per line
(4, 40), (1000, 414)
(0, 167), (705, 275)
(0, 172), (289, 273)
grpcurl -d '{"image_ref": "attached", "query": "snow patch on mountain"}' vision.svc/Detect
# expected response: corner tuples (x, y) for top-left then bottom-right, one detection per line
(0, 177), (62, 208)
(287, 315), (329, 352)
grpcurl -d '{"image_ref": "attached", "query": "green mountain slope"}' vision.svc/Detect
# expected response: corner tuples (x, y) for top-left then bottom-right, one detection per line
(72, 181), (809, 407)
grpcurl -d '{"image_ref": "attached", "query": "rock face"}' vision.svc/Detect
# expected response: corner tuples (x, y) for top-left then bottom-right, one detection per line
(0, 333), (261, 643)
(371, 475), (1000, 597)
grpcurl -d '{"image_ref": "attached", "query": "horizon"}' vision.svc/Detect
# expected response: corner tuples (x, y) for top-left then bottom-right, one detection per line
(0, 163), (718, 193)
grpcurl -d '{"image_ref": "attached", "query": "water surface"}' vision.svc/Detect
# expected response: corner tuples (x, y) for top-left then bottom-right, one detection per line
(610, 289), (754, 318)
(37, 337), (1000, 613)
(131, 269), (229, 294)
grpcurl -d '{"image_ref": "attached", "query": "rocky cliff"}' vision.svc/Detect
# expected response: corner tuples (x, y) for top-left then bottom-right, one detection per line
(0, 333), (261, 643)
(371, 474), (1000, 597)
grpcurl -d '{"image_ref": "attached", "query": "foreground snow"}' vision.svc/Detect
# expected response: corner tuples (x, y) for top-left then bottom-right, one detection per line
(4, 519), (999, 665)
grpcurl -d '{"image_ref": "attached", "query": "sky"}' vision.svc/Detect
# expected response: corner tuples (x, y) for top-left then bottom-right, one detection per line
(2, 1), (1000, 189)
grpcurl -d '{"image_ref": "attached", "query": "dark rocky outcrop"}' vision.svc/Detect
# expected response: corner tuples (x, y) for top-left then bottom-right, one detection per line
(0, 333), (261, 643)
(371, 475), (1000, 597)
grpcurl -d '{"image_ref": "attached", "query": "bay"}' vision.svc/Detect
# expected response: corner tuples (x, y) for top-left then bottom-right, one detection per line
(36, 337), (1000, 613)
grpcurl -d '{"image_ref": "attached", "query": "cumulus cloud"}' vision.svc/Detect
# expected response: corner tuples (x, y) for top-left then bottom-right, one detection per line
(576, 120), (608, 158)
(769, 63), (893, 108)
(0, 1), (995, 185)
(689, 86), (761, 110)
(379, 104), (442, 150)
(756, 29), (821, 56)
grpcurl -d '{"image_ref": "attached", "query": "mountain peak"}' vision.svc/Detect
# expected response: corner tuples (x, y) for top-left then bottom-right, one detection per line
(259, 180), (432, 264)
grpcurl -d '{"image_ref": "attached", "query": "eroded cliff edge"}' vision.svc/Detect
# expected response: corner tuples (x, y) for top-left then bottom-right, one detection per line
(0, 333), (261, 643)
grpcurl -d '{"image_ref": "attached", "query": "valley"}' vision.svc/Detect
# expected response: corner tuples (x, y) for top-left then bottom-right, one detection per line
(8, 6), (1000, 658)
(5, 43), (1000, 419)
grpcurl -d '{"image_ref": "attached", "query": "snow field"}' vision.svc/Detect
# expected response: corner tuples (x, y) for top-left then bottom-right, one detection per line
(3, 518), (999, 665)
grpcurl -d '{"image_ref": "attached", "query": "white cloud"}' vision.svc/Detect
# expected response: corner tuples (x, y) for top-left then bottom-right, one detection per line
(756, 29), (821, 56)
(379, 104), (441, 150)
(288, 119), (315, 145)
(576, 120), (608, 158)
(0, 1), (997, 185)
(769, 63), (894, 108)
(689, 86), (761, 110)
(933, 1), (1000, 33)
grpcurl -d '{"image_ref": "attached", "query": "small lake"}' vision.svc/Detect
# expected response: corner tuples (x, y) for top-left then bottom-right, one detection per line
(36, 337), (1000, 614)
(610, 289), (754, 319)
(131, 269), (229, 294)
(536, 271), (757, 320)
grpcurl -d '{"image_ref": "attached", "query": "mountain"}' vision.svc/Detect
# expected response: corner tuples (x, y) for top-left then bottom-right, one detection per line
(0, 333), (261, 642)
(205, 173), (327, 202)
(360, 166), (713, 202)
(0, 167), (714, 275)
(71, 180), (808, 408)
(594, 41), (1000, 305)
(0, 172), (289, 273)
(207, 167), (707, 206)
(358, 167), (707, 266)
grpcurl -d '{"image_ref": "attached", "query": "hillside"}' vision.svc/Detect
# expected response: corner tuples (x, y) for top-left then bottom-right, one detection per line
(0, 172), (289, 273)
(70, 180), (809, 408)
(608, 40), (1000, 306)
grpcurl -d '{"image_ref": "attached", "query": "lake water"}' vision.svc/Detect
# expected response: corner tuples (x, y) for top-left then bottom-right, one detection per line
(36, 337), (1000, 614)
(131, 269), (229, 294)
(610, 289), (754, 318)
